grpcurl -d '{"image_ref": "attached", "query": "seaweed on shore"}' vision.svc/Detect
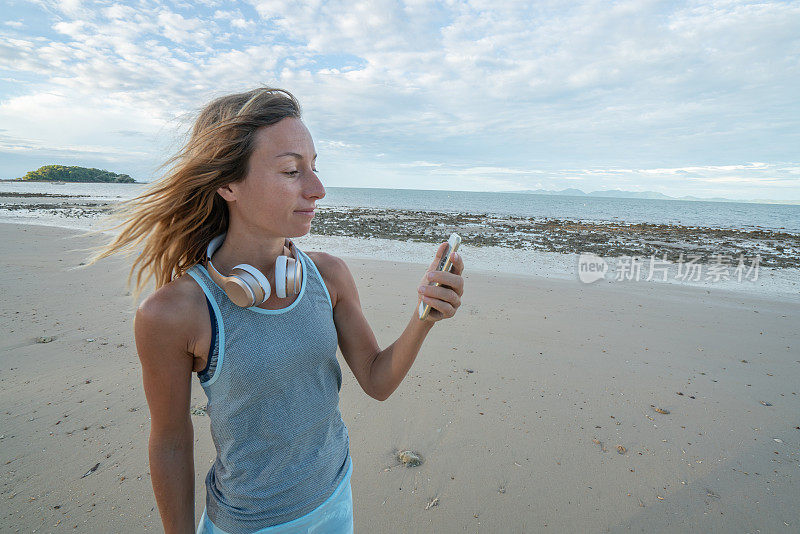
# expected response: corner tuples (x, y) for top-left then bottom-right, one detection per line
(311, 207), (800, 268)
(3, 198), (799, 268)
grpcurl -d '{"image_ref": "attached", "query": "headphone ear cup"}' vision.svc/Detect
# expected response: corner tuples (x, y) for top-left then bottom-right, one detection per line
(285, 257), (296, 297)
(222, 274), (257, 308)
(206, 258), (260, 308)
(286, 257), (301, 295)
(231, 265), (270, 304)
(275, 255), (288, 298)
(293, 259), (299, 295)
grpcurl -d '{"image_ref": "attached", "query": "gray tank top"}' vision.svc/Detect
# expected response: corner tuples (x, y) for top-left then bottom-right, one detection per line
(186, 247), (351, 534)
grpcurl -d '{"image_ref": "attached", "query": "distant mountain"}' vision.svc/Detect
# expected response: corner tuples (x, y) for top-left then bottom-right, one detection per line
(16, 165), (136, 183)
(511, 188), (799, 204)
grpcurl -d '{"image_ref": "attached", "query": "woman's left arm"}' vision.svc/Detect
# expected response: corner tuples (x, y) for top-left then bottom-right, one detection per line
(325, 242), (465, 401)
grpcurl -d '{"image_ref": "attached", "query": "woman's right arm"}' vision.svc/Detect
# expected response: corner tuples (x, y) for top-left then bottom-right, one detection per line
(134, 285), (199, 534)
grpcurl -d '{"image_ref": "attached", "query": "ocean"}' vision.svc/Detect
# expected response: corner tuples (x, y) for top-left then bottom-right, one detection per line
(2, 180), (799, 298)
(1, 181), (798, 233)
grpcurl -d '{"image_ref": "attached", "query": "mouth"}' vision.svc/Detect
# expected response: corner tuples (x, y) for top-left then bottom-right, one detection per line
(295, 208), (316, 217)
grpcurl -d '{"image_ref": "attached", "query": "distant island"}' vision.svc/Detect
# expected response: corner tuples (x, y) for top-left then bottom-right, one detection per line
(509, 188), (799, 205)
(16, 165), (136, 183)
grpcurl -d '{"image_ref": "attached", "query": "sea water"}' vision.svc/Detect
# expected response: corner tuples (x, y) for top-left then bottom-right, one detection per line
(1, 181), (798, 233)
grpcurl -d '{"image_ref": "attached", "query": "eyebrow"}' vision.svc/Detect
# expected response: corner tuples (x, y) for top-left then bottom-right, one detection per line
(275, 152), (317, 160)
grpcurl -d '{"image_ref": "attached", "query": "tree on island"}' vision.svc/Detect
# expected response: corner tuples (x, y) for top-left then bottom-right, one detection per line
(18, 165), (136, 183)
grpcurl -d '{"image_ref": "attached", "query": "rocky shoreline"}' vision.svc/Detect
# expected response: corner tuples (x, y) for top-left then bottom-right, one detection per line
(2, 195), (798, 268)
(313, 207), (800, 268)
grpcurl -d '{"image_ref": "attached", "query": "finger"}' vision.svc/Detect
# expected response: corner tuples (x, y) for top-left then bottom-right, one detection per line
(419, 294), (456, 318)
(425, 271), (464, 295)
(418, 284), (461, 308)
(450, 251), (464, 275)
(428, 242), (448, 271)
(443, 249), (463, 276)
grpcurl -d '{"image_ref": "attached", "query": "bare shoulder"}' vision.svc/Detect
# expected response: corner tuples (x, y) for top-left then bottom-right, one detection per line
(134, 272), (209, 361)
(305, 251), (351, 308)
(137, 273), (206, 324)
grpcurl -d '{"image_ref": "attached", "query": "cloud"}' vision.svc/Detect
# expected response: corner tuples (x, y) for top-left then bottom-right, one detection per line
(430, 166), (545, 176)
(318, 140), (361, 150)
(113, 130), (147, 137)
(0, 0), (798, 200)
(0, 132), (149, 159)
(397, 161), (443, 168)
(0, 91), (163, 162)
(156, 10), (212, 45)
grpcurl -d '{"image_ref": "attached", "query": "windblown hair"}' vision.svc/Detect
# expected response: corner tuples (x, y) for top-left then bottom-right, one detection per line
(81, 87), (301, 302)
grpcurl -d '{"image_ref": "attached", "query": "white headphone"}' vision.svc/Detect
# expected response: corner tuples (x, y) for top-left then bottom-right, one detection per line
(205, 233), (302, 308)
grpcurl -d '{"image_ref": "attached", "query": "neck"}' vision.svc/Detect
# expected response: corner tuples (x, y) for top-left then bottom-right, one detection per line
(210, 225), (292, 279)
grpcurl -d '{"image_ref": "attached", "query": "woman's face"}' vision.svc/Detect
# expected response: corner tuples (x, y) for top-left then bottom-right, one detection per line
(220, 117), (325, 238)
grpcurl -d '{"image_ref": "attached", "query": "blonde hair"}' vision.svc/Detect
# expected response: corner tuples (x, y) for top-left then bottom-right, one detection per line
(81, 87), (301, 302)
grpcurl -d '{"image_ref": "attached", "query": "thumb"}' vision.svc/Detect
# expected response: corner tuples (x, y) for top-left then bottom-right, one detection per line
(428, 242), (448, 271)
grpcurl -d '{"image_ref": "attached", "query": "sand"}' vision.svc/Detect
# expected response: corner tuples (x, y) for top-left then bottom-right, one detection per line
(1, 222), (798, 533)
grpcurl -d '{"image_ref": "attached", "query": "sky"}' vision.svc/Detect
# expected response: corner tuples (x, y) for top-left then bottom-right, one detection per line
(1, 0), (799, 201)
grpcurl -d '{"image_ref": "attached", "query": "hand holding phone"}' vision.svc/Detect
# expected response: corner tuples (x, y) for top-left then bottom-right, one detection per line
(419, 233), (462, 320)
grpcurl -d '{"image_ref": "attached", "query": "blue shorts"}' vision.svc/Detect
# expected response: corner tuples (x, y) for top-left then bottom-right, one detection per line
(197, 460), (354, 534)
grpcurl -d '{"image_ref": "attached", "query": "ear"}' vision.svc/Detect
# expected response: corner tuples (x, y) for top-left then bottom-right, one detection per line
(216, 183), (236, 202)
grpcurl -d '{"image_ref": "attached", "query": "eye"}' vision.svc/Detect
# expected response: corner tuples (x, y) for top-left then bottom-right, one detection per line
(284, 170), (300, 177)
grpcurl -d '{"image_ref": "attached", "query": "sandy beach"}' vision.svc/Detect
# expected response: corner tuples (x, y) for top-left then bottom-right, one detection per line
(1, 222), (798, 533)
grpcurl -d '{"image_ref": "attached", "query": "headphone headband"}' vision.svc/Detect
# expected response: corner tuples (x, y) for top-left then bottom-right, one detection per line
(206, 233), (226, 259)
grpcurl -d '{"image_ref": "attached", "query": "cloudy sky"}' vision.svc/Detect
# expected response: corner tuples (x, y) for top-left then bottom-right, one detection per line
(1, 0), (798, 200)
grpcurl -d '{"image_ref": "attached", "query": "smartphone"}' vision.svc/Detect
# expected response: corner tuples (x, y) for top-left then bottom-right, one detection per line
(419, 233), (462, 320)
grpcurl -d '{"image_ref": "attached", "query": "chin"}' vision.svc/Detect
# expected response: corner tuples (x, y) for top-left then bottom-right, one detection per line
(287, 227), (311, 238)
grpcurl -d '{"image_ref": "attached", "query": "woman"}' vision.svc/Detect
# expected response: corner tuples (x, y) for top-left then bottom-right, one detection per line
(86, 87), (465, 533)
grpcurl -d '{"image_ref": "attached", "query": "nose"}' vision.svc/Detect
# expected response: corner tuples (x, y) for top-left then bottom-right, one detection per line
(306, 169), (325, 200)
